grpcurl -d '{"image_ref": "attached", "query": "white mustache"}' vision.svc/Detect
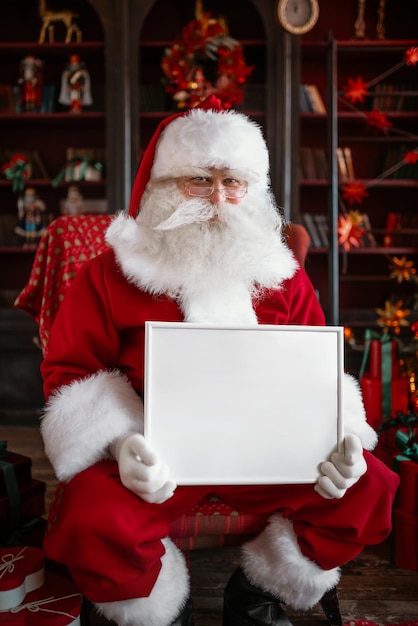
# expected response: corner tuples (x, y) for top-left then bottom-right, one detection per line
(153, 198), (218, 231)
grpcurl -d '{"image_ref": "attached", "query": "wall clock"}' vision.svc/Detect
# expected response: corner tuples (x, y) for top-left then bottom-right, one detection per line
(276, 0), (320, 35)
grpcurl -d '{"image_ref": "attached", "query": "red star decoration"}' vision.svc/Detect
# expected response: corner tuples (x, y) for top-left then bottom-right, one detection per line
(343, 77), (370, 104)
(403, 149), (418, 164)
(405, 46), (418, 66)
(365, 109), (393, 131)
(341, 181), (369, 205)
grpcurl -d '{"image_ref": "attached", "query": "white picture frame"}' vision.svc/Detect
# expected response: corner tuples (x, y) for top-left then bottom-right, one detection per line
(144, 322), (344, 485)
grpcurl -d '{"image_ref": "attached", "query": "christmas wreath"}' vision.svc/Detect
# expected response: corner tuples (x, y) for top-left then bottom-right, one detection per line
(161, 7), (254, 110)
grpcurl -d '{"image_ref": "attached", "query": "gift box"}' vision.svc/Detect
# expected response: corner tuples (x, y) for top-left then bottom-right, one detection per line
(361, 376), (410, 430)
(52, 155), (104, 188)
(0, 571), (82, 625)
(391, 428), (418, 571)
(0, 451), (32, 499)
(359, 333), (410, 429)
(395, 457), (418, 514)
(0, 479), (46, 548)
(374, 417), (418, 467)
(394, 509), (418, 571)
(64, 160), (102, 182)
(0, 479), (45, 523)
(0, 441), (46, 548)
(0, 546), (45, 610)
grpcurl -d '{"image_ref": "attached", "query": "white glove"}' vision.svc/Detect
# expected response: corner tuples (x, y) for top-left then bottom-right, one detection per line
(315, 433), (367, 499)
(110, 433), (176, 504)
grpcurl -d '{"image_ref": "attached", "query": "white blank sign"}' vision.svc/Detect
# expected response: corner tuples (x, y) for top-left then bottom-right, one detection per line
(144, 322), (344, 485)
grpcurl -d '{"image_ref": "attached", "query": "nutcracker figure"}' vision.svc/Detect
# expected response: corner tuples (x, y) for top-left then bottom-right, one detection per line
(59, 54), (93, 113)
(61, 185), (84, 215)
(15, 187), (47, 245)
(18, 55), (43, 112)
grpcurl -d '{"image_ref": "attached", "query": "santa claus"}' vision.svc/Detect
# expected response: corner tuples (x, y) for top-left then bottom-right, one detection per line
(40, 97), (398, 626)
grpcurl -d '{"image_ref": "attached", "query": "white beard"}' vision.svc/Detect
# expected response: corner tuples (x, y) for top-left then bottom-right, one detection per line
(107, 181), (297, 324)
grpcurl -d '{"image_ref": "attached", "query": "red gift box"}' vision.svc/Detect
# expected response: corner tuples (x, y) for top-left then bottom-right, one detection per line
(0, 571), (82, 625)
(361, 376), (410, 429)
(0, 479), (45, 525)
(0, 546), (44, 610)
(394, 509), (418, 571)
(360, 335), (410, 428)
(395, 458), (418, 514)
(374, 425), (418, 469)
(373, 441), (395, 468)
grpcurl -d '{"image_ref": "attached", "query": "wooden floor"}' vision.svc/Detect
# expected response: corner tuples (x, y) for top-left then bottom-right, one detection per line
(3, 425), (418, 625)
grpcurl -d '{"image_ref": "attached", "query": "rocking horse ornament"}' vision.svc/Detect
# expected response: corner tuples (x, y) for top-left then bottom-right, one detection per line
(38, 0), (82, 44)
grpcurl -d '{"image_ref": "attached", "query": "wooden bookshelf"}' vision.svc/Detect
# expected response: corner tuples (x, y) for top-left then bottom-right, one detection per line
(298, 0), (418, 353)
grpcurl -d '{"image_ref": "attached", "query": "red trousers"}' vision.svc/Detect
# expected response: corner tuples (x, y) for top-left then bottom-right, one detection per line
(44, 451), (398, 603)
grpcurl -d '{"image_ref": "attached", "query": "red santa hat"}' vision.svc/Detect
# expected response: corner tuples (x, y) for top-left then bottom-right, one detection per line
(128, 95), (270, 217)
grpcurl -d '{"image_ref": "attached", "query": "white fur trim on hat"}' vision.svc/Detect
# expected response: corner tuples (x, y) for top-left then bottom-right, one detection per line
(41, 369), (144, 481)
(151, 108), (270, 188)
(241, 514), (341, 610)
(95, 537), (190, 626)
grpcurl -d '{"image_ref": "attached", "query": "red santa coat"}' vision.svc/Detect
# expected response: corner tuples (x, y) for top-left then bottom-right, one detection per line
(41, 244), (377, 483)
(40, 238), (398, 606)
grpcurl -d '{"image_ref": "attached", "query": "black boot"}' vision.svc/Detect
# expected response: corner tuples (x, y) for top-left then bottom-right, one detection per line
(170, 596), (194, 626)
(223, 567), (294, 626)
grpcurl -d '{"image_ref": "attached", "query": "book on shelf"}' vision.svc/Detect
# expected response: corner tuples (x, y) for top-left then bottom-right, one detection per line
(299, 147), (317, 179)
(336, 146), (355, 181)
(343, 147), (355, 180)
(361, 214), (377, 248)
(336, 147), (348, 181)
(301, 213), (323, 248)
(371, 82), (418, 112)
(299, 147), (328, 180)
(313, 214), (329, 247)
(313, 148), (328, 179)
(300, 84), (327, 114)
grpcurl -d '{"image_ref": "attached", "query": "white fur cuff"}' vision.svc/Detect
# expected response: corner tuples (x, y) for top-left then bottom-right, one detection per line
(241, 514), (340, 610)
(41, 370), (144, 481)
(94, 538), (190, 626)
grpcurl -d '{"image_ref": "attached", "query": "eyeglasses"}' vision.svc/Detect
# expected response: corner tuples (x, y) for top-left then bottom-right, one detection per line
(183, 177), (248, 199)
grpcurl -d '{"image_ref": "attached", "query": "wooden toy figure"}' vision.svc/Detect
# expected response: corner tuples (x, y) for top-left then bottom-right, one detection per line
(59, 54), (93, 113)
(61, 185), (84, 215)
(15, 187), (46, 245)
(18, 55), (43, 112)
